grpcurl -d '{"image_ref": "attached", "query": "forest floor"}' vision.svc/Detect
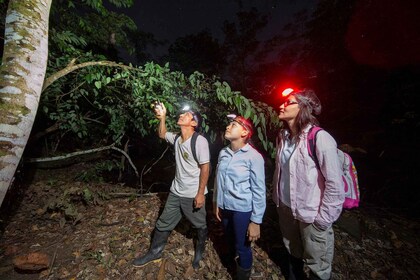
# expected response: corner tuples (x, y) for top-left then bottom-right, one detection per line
(0, 163), (419, 280)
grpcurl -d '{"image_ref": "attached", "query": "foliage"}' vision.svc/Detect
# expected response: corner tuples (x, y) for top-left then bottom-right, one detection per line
(49, 0), (138, 61)
(30, 3), (280, 161)
(39, 57), (281, 157)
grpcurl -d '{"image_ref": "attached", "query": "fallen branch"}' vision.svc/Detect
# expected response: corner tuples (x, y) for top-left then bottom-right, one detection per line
(26, 144), (116, 163)
(25, 144), (139, 178)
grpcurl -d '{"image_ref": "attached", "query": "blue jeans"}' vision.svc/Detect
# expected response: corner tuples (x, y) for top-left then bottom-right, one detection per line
(221, 209), (252, 269)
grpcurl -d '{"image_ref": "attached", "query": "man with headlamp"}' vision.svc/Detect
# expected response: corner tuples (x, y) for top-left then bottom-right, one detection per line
(133, 102), (210, 269)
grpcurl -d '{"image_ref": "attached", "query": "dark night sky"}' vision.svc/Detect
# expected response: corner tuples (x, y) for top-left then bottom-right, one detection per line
(119, 0), (316, 57)
(114, 0), (420, 68)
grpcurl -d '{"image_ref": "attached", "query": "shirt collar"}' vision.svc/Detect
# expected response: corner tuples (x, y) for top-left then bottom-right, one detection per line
(303, 124), (313, 133)
(226, 143), (251, 154)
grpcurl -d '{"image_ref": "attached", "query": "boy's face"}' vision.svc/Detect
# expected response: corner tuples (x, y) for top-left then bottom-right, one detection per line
(224, 120), (248, 141)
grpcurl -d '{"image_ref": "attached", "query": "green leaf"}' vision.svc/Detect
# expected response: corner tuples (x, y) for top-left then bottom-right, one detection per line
(244, 108), (251, 119)
(253, 114), (260, 126)
(257, 126), (264, 140)
(94, 81), (102, 89)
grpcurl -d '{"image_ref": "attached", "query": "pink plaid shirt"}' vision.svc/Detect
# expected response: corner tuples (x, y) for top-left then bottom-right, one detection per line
(272, 125), (345, 229)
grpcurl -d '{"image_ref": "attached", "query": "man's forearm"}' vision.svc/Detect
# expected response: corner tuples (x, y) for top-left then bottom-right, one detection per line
(197, 163), (210, 195)
(157, 117), (167, 139)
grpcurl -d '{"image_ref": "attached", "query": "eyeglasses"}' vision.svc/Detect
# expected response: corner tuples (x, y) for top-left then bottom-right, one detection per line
(282, 100), (299, 107)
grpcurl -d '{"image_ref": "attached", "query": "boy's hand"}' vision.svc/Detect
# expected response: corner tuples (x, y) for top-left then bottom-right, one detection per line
(213, 203), (221, 222)
(247, 222), (260, 242)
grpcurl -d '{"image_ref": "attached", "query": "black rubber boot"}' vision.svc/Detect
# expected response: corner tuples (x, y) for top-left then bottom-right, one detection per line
(235, 262), (251, 280)
(132, 229), (171, 267)
(287, 254), (305, 280)
(192, 227), (207, 269)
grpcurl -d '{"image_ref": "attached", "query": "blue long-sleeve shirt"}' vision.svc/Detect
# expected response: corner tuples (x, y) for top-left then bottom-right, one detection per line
(214, 144), (266, 224)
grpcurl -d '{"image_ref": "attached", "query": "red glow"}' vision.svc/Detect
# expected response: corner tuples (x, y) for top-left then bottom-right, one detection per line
(345, 0), (419, 68)
(282, 88), (294, 97)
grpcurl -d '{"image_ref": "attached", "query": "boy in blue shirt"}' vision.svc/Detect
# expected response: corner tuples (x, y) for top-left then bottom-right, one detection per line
(213, 115), (266, 279)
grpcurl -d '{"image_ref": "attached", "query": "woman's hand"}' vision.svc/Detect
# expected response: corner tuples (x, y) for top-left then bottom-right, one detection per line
(247, 222), (260, 242)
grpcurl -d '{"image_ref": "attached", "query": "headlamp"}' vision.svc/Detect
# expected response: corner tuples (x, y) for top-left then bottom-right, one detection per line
(226, 114), (252, 133)
(227, 114), (237, 120)
(282, 88), (294, 97)
(181, 104), (199, 124)
(182, 104), (191, 111)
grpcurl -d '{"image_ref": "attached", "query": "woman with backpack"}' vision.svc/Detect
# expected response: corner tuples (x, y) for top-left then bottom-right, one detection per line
(213, 115), (266, 280)
(272, 89), (345, 280)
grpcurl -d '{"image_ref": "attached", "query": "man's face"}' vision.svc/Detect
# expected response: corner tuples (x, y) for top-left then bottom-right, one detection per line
(177, 111), (197, 129)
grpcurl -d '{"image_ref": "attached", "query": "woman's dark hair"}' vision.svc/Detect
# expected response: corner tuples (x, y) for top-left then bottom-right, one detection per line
(287, 89), (322, 138)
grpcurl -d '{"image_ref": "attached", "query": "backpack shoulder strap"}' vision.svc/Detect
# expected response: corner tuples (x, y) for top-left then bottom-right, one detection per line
(174, 133), (181, 145)
(307, 126), (323, 170)
(175, 132), (199, 164)
(191, 131), (199, 164)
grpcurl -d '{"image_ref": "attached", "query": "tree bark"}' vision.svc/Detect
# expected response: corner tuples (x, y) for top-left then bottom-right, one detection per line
(0, 0), (52, 206)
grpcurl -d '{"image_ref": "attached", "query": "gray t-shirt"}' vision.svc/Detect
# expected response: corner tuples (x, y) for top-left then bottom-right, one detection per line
(165, 132), (210, 198)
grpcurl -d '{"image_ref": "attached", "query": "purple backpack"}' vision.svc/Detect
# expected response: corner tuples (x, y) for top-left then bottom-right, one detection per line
(307, 126), (360, 209)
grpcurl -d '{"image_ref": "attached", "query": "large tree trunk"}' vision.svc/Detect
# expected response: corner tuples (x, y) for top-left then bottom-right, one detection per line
(0, 0), (52, 206)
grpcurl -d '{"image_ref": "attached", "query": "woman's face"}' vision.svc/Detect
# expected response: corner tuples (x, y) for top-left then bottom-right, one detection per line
(279, 95), (300, 121)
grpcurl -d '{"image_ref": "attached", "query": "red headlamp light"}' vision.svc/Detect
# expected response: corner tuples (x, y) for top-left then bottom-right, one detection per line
(281, 88), (294, 97)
